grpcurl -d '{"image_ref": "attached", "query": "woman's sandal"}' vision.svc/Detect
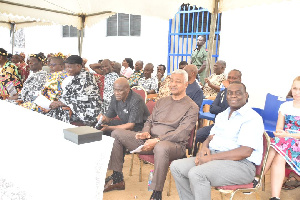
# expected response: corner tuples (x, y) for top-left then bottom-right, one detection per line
(282, 176), (300, 190)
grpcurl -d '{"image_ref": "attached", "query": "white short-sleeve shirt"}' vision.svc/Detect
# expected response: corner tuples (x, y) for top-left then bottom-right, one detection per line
(279, 101), (300, 116)
(209, 104), (264, 165)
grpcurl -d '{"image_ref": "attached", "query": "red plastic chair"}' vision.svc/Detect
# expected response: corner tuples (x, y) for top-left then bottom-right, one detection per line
(129, 101), (157, 176)
(137, 125), (196, 196)
(215, 132), (271, 200)
(132, 86), (147, 103)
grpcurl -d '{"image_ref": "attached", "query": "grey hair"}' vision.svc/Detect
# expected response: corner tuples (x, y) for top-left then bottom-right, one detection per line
(172, 69), (188, 83)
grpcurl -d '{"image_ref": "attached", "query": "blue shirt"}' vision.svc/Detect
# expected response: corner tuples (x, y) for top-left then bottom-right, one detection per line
(209, 104), (264, 165)
(186, 80), (203, 110)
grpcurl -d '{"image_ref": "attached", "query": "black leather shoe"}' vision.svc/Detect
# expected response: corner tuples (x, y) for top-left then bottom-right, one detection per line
(104, 179), (125, 192)
(269, 197), (280, 200)
(150, 190), (162, 200)
(105, 175), (113, 184)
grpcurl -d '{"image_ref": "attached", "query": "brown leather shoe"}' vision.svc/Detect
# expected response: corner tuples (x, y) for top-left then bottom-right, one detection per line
(104, 179), (125, 192)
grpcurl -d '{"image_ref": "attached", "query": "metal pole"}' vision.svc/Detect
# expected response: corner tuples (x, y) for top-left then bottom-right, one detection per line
(78, 15), (85, 56)
(206, 0), (219, 76)
(11, 23), (15, 54)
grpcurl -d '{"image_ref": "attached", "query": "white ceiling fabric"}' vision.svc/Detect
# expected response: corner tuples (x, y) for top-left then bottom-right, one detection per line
(0, 13), (52, 30)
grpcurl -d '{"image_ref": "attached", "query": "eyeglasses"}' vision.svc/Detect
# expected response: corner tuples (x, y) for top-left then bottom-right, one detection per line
(49, 63), (61, 67)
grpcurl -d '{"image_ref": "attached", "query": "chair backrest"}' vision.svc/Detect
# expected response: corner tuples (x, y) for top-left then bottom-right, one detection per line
(132, 86), (147, 103)
(187, 126), (196, 155)
(200, 99), (214, 113)
(255, 132), (271, 186)
(146, 101), (156, 114)
(263, 93), (292, 126)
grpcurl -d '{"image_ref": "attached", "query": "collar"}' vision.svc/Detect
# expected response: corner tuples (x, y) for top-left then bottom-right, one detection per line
(227, 103), (249, 117)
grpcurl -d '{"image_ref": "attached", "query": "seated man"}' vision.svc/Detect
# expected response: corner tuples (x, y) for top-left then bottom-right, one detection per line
(202, 60), (226, 96)
(8, 53), (48, 103)
(128, 60), (144, 87)
(138, 63), (158, 94)
(96, 77), (150, 136)
(170, 82), (264, 200)
(193, 69), (242, 155)
(21, 54), (68, 112)
(156, 64), (166, 89)
(183, 64), (204, 110)
(46, 55), (101, 126)
(157, 61), (188, 100)
(101, 59), (119, 114)
(0, 48), (23, 99)
(104, 69), (198, 200)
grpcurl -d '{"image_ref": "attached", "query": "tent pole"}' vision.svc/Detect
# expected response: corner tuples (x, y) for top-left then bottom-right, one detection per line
(11, 23), (15, 54)
(207, 0), (219, 76)
(78, 15), (86, 57)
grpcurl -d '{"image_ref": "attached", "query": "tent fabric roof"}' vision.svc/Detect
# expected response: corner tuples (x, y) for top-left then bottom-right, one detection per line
(0, 0), (214, 29)
(0, 0), (289, 29)
(0, 13), (52, 30)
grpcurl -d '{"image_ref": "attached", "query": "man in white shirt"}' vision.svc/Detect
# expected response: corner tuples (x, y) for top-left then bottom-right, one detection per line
(138, 63), (158, 94)
(170, 82), (264, 200)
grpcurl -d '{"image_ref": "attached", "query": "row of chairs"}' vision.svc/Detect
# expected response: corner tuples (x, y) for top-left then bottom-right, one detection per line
(199, 93), (293, 137)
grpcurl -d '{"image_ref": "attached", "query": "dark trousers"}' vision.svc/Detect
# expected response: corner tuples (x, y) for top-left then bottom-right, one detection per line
(193, 124), (214, 156)
(107, 129), (186, 191)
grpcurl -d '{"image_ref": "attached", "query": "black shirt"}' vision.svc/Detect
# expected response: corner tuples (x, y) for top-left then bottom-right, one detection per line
(105, 90), (150, 130)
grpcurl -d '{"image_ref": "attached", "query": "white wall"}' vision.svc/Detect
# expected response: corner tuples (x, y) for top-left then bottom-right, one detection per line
(0, 27), (13, 52)
(0, 16), (169, 70)
(219, 0), (300, 108)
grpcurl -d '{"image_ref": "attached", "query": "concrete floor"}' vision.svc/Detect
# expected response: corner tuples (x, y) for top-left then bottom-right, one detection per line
(103, 154), (300, 200)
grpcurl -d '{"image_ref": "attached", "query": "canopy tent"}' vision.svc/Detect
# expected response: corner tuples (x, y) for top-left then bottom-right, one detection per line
(0, 13), (53, 54)
(0, 0), (289, 58)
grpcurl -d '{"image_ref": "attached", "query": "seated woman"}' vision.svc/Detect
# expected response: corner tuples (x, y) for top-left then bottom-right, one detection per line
(21, 54), (68, 112)
(0, 48), (23, 99)
(264, 76), (300, 200)
(121, 58), (134, 78)
(202, 60), (226, 97)
(7, 53), (48, 103)
(11, 53), (30, 83)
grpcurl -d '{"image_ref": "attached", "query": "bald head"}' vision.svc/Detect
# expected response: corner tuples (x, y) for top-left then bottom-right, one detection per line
(114, 77), (129, 88)
(113, 77), (130, 101)
(184, 64), (198, 82)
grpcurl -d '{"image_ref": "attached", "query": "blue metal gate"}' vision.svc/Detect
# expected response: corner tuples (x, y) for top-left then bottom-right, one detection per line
(167, 4), (221, 74)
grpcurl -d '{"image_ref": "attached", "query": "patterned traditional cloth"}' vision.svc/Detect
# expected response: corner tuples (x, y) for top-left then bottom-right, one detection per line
(128, 70), (143, 87)
(46, 70), (101, 126)
(0, 61), (23, 98)
(15, 62), (30, 82)
(21, 71), (68, 112)
(271, 101), (300, 175)
(20, 70), (48, 102)
(138, 77), (158, 93)
(157, 75), (171, 100)
(202, 73), (226, 97)
(93, 74), (105, 100)
(101, 72), (119, 114)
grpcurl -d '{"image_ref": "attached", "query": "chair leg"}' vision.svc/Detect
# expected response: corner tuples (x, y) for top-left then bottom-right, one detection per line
(167, 170), (171, 196)
(129, 154), (134, 176)
(262, 175), (265, 191)
(139, 159), (143, 182)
